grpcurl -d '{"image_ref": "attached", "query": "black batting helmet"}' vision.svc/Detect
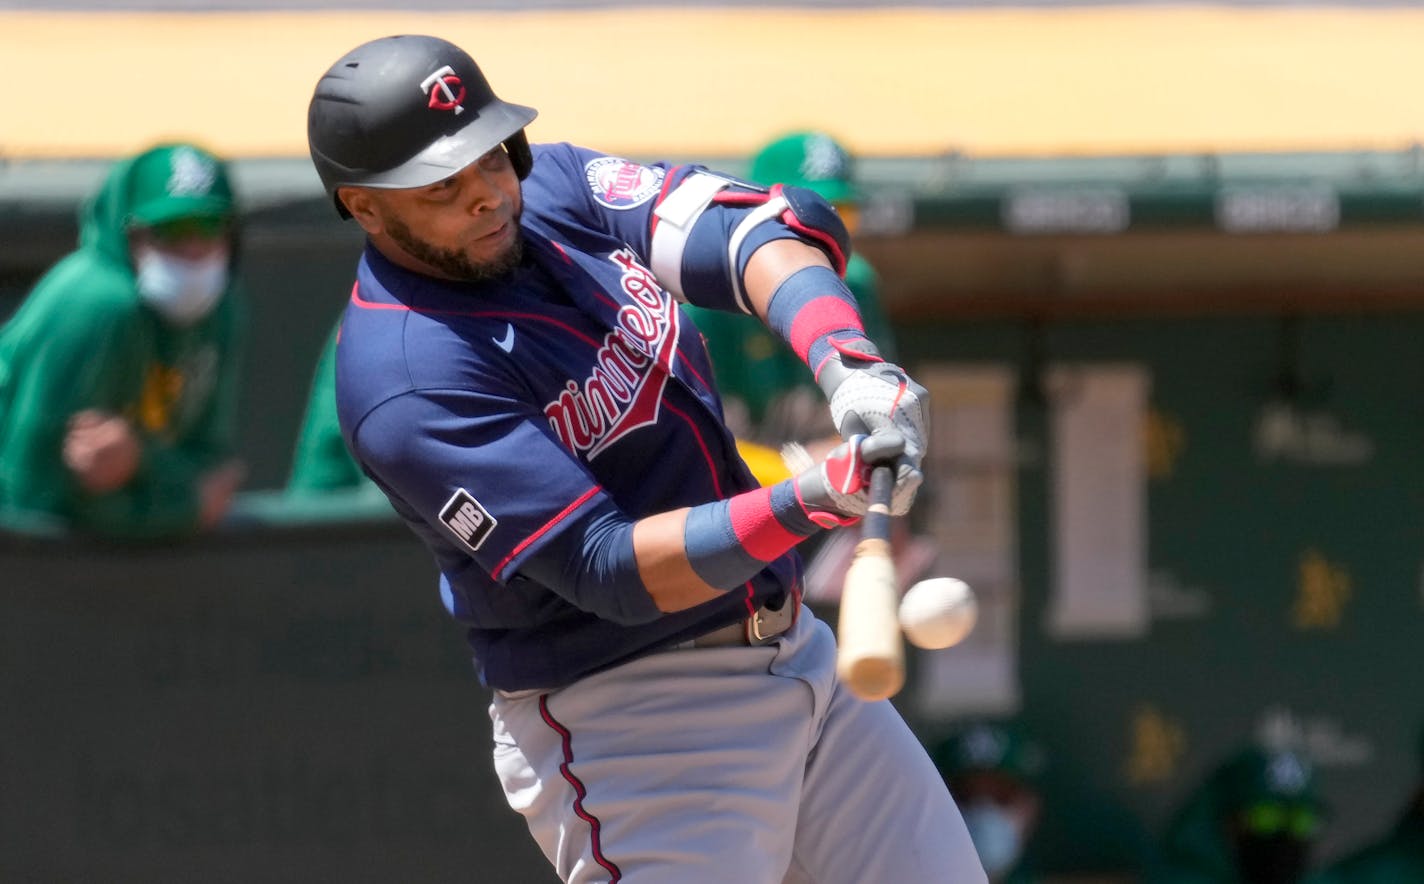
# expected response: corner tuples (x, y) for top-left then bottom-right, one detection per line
(307, 34), (538, 217)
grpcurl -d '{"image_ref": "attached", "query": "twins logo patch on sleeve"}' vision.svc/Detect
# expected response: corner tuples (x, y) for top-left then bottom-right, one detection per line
(439, 488), (497, 553)
(585, 157), (664, 209)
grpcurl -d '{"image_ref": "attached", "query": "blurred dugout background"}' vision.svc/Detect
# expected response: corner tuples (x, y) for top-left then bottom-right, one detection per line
(3, 2), (1424, 882)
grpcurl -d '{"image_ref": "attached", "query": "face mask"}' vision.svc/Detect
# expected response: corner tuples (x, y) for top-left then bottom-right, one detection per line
(134, 248), (228, 325)
(961, 802), (1024, 879)
(1234, 833), (1310, 884)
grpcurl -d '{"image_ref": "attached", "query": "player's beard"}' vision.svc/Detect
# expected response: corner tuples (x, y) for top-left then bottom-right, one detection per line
(385, 211), (524, 283)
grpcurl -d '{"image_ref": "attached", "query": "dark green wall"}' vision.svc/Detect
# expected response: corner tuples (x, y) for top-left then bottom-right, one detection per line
(0, 520), (561, 883)
(897, 315), (1424, 875)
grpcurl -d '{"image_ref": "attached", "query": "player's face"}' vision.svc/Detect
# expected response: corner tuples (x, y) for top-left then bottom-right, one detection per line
(349, 146), (524, 282)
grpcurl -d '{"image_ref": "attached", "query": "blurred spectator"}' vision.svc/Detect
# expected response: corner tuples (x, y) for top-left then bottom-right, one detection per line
(0, 143), (246, 537)
(1307, 724), (1424, 883)
(682, 130), (895, 458)
(288, 319), (360, 492)
(284, 318), (391, 514)
(932, 720), (1049, 883)
(1151, 745), (1324, 884)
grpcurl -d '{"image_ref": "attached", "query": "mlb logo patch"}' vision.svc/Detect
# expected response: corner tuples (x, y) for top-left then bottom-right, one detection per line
(439, 488), (497, 554)
(585, 157), (664, 209)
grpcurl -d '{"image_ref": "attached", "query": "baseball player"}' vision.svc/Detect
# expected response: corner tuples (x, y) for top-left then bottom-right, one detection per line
(307, 34), (985, 884)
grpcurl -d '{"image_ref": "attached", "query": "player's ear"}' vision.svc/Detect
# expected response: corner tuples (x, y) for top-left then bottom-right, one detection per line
(339, 187), (383, 236)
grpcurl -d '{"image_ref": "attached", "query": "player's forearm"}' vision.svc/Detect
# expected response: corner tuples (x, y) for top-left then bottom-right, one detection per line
(744, 239), (876, 387)
(512, 501), (759, 623)
(631, 510), (724, 612)
(741, 238), (837, 322)
(638, 480), (825, 612)
(641, 445), (891, 612)
(520, 470), (853, 618)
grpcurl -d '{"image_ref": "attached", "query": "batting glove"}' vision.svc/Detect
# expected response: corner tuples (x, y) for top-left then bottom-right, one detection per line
(815, 340), (930, 515)
(794, 431), (914, 524)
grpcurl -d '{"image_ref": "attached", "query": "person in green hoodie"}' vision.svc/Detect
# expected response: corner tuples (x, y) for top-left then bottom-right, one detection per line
(683, 130), (895, 465)
(1151, 745), (1325, 884)
(0, 143), (246, 538)
(932, 721), (1049, 884)
(1307, 722), (1424, 884)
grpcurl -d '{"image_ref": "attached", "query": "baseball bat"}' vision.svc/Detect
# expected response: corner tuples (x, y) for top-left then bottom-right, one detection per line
(835, 462), (905, 701)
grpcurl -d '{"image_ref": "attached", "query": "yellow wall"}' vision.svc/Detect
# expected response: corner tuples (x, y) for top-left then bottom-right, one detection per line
(4, 7), (1423, 160)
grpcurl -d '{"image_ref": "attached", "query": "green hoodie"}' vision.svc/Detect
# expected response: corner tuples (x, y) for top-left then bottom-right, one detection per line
(1150, 747), (1323, 884)
(0, 144), (244, 538)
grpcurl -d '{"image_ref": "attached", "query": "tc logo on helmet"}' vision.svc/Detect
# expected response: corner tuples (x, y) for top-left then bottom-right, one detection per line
(420, 65), (466, 115)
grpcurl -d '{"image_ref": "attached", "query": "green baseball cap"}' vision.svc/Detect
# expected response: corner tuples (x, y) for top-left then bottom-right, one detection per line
(126, 144), (236, 229)
(1218, 746), (1321, 811)
(932, 722), (1048, 784)
(749, 131), (859, 204)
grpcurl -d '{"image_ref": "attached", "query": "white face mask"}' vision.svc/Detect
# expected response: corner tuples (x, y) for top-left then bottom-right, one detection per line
(961, 802), (1026, 879)
(134, 248), (229, 325)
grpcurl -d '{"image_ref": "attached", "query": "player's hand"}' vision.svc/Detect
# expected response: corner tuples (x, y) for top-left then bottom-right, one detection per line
(794, 431), (915, 524)
(63, 409), (142, 494)
(816, 341), (930, 513)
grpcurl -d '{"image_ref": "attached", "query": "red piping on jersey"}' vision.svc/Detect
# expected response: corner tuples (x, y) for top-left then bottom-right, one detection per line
(351, 282), (606, 349)
(662, 399), (723, 499)
(675, 343), (713, 392)
(538, 695), (623, 882)
(590, 288), (619, 311)
(492, 487), (601, 580)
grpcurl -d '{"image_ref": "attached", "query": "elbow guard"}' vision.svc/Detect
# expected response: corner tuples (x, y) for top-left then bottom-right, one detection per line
(650, 173), (852, 314)
(774, 185), (851, 277)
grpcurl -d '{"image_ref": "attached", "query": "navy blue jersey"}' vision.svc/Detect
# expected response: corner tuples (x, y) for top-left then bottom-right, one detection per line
(335, 143), (802, 690)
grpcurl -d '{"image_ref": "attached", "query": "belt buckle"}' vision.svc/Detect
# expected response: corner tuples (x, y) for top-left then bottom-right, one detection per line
(745, 602), (795, 645)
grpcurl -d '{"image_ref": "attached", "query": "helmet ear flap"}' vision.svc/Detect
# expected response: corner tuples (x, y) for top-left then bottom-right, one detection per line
(505, 131), (534, 180)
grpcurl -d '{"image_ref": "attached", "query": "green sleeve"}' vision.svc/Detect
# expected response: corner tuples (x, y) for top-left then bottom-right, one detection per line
(0, 258), (145, 524)
(287, 321), (369, 494)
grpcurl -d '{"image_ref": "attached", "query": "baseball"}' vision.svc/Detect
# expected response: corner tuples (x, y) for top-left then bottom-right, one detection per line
(898, 578), (978, 649)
